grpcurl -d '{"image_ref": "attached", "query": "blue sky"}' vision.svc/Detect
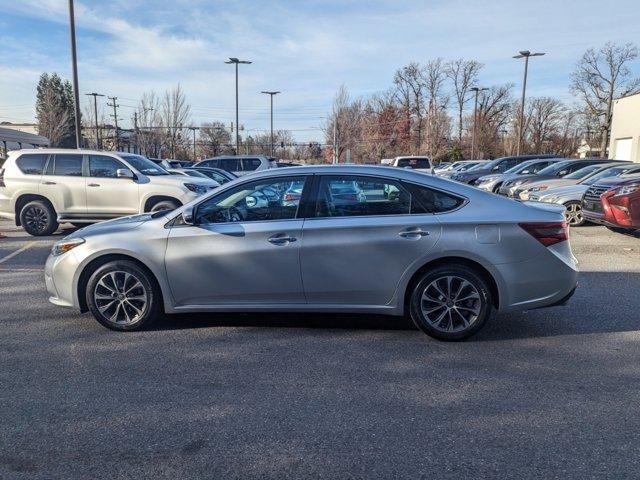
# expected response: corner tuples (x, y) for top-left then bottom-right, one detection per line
(1, 0), (639, 142)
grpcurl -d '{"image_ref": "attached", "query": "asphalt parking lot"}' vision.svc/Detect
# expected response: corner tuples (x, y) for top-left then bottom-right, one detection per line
(1, 218), (640, 479)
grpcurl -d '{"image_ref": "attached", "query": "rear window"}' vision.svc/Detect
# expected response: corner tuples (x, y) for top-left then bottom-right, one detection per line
(199, 159), (220, 168)
(220, 158), (241, 171)
(409, 184), (466, 213)
(397, 158), (430, 168)
(16, 154), (49, 175)
(241, 158), (261, 171)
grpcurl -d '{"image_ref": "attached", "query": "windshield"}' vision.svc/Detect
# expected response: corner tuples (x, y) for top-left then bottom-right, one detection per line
(120, 154), (169, 176)
(504, 160), (538, 175)
(564, 164), (603, 180)
(581, 166), (634, 185)
(536, 160), (573, 176)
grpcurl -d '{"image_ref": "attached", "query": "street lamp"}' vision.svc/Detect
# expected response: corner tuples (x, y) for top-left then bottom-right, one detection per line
(68, 0), (82, 148)
(470, 86), (488, 159)
(261, 91), (281, 157)
(225, 57), (252, 155)
(513, 50), (545, 155)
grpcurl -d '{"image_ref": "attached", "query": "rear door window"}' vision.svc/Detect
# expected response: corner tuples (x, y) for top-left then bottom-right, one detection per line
(16, 154), (49, 175)
(50, 154), (83, 176)
(220, 158), (241, 172)
(241, 158), (262, 171)
(199, 159), (220, 168)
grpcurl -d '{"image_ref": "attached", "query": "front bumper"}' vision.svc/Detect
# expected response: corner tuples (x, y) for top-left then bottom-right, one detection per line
(44, 251), (81, 308)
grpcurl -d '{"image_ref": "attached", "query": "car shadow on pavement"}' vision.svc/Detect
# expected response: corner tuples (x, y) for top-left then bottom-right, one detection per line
(150, 271), (639, 341)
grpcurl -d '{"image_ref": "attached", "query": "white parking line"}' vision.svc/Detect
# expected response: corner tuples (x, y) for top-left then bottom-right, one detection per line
(0, 241), (38, 265)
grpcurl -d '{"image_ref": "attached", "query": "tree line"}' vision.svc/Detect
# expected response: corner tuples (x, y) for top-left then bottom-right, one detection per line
(324, 42), (640, 163)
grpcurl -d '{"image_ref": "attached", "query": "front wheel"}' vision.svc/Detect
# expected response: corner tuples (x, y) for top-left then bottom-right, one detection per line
(409, 265), (493, 341)
(20, 200), (59, 236)
(149, 200), (179, 213)
(563, 201), (585, 226)
(86, 260), (162, 331)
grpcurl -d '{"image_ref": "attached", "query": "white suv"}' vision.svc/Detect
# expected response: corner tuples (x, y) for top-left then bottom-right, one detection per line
(0, 149), (218, 236)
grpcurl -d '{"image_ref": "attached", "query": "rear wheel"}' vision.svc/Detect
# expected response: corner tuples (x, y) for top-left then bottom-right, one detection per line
(492, 183), (503, 194)
(409, 265), (493, 341)
(86, 260), (161, 331)
(563, 201), (585, 226)
(19, 200), (58, 236)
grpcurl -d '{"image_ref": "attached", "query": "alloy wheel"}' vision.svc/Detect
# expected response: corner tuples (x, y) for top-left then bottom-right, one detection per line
(420, 275), (481, 333)
(24, 206), (48, 234)
(564, 203), (583, 226)
(93, 271), (148, 325)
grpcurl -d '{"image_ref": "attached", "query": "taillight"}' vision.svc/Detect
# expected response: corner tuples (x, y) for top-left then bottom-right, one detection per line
(519, 222), (568, 247)
(283, 193), (300, 202)
(0, 168), (5, 188)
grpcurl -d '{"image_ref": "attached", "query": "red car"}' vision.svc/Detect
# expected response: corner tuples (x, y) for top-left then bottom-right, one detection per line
(582, 174), (640, 232)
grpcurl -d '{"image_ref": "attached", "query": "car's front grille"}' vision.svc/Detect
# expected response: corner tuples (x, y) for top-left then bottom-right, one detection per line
(583, 185), (610, 203)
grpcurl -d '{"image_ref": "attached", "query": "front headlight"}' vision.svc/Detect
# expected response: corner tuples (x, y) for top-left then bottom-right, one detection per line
(615, 183), (640, 196)
(513, 180), (525, 187)
(184, 183), (208, 195)
(52, 237), (85, 257)
(529, 185), (549, 192)
(544, 195), (559, 203)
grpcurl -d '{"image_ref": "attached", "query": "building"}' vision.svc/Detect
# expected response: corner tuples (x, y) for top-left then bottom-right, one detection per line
(0, 123), (49, 157)
(608, 92), (640, 162)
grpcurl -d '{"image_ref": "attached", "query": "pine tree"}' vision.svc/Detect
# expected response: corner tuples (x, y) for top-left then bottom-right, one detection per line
(35, 73), (76, 147)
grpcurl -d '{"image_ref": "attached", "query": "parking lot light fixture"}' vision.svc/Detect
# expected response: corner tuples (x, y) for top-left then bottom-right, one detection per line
(261, 91), (281, 157)
(513, 50), (546, 156)
(225, 58), (252, 155)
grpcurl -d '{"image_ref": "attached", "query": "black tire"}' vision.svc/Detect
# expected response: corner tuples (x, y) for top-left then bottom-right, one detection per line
(19, 200), (58, 236)
(148, 199), (179, 213)
(492, 183), (503, 194)
(409, 264), (493, 341)
(86, 260), (162, 331)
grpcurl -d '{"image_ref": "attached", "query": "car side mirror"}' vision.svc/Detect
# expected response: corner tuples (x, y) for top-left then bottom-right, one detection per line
(116, 168), (135, 179)
(182, 206), (195, 225)
(521, 170), (530, 174)
(492, 166), (500, 172)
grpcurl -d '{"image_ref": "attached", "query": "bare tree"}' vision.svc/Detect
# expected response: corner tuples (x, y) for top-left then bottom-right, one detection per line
(324, 85), (364, 162)
(136, 92), (163, 157)
(445, 59), (482, 142)
(571, 42), (640, 157)
(199, 121), (232, 157)
(160, 84), (192, 158)
(475, 84), (514, 158)
(423, 58), (450, 158)
(394, 63), (426, 152)
(526, 97), (566, 152)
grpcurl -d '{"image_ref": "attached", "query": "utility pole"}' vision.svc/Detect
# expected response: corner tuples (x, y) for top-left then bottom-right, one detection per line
(225, 57), (252, 155)
(513, 50), (545, 155)
(332, 120), (338, 164)
(68, 0), (82, 148)
(188, 127), (197, 160)
(107, 96), (120, 151)
(261, 91), (281, 157)
(470, 86), (488, 160)
(85, 92), (104, 149)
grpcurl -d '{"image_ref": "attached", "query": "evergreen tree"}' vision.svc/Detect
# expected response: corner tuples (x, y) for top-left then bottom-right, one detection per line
(35, 73), (76, 147)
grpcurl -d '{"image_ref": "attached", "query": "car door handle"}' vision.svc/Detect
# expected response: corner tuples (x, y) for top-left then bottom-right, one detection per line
(43, 181), (56, 185)
(88, 183), (100, 187)
(399, 228), (430, 238)
(268, 235), (297, 245)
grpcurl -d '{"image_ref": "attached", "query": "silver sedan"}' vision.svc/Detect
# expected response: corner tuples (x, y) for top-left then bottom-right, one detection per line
(44, 165), (578, 341)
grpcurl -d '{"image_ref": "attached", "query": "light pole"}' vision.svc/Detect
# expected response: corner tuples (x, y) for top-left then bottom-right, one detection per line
(513, 50), (545, 155)
(470, 86), (488, 160)
(261, 91), (281, 157)
(188, 127), (197, 160)
(85, 92), (104, 149)
(68, 0), (82, 148)
(225, 57), (252, 155)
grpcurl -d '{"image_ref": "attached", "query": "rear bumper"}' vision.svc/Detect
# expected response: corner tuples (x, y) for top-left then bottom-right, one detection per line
(494, 243), (579, 313)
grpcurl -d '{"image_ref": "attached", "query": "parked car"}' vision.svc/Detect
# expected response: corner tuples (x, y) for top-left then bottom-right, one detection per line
(433, 162), (453, 174)
(198, 155), (278, 176)
(529, 164), (640, 226)
(188, 166), (236, 184)
(44, 165), (577, 341)
(438, 160), (489, 179)
(166, 168), (217, 182)
(0, 149), (218, 236)
(500, 159), (618, 199)
(451, 154), (560, 185)
(391, 156), (432, 172)
(277, 162), (303, 168)
(582, 174), (640, 233)
(150, 158), (195, 169)
(475, 158), (562, 193)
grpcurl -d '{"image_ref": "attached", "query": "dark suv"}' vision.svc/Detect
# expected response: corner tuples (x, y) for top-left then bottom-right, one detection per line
(451, 154), (560, 185)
